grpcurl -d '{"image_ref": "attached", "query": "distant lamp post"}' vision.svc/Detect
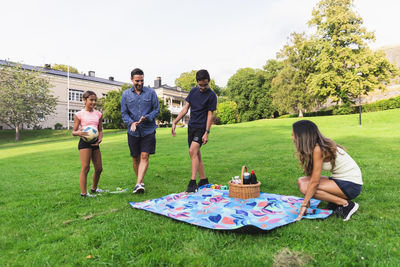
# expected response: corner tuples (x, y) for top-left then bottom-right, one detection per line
(357, 72), (362, 126)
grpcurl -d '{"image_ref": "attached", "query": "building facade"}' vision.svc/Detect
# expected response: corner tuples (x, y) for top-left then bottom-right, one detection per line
(0, 60), (125, 130)
(152, 77), (190, 125)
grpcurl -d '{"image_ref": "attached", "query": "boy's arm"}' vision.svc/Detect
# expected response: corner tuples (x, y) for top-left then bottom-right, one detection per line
(202, 110), (214, 144)
(171, 102), (190, 137)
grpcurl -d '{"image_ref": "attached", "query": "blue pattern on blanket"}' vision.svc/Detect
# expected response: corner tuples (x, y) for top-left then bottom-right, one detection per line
(129, 187), (333, 230)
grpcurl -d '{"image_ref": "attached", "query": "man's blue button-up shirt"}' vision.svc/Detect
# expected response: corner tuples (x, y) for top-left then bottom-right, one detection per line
(120, 86), (160, 137)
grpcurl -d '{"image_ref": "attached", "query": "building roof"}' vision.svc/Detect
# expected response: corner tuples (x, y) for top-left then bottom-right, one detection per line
(0, 60), (126, 86)
(153, 84), (188, 93)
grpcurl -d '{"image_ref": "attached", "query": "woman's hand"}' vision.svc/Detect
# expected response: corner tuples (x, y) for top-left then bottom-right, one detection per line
(295, 206), (308, 221)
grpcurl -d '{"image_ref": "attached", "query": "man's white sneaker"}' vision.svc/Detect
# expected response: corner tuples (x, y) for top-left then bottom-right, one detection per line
(133, 184), (145, 194)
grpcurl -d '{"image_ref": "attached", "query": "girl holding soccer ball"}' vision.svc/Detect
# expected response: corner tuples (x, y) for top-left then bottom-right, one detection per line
(72, 91), (104, 197)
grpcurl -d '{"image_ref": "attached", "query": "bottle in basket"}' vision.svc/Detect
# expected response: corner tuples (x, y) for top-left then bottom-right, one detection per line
(243, 172), (250, 184)
(250, 170), (258, 184)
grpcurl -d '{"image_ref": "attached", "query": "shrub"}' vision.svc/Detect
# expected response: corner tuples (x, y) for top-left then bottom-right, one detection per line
(216, 101), (240, 124)
(333, 103), (356, 115)
(54, 123), (63, 130)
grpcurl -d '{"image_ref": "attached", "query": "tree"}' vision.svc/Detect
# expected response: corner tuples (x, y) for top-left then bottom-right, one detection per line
(226, 68), (275, 121)
(175, 70), (221, 95)
(307, 0), (398, 105)
(216, 101), (240, 124)
(50, 64), (79, 74)
(0, 63), (57, 141)
(271, 33), (320, 116)
(102, 84), (130, 128)
(157, 98), (171, 125)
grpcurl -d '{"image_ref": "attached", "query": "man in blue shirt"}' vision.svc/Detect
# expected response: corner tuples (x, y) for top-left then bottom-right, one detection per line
(121, 68), (160, 194)
(171, 69), (217, 192)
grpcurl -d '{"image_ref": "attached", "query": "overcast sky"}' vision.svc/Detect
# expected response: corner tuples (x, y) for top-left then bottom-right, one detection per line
(1, 0), (399, 87)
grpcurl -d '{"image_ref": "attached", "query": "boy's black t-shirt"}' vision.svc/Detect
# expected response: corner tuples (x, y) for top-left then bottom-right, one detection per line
(185, 87), (217, 128)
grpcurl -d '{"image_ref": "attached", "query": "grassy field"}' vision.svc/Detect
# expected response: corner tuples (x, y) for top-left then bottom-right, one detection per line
(1, 110), (399, 266)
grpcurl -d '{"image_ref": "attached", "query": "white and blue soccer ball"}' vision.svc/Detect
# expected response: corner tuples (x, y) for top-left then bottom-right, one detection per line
(82, 126), (99, 143)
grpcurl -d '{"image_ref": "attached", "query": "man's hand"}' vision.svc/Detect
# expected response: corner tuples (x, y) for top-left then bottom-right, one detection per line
(171, 123), (177, 137)
(202, 132), (209, 144)
(130, 122), (139, 132)
(138, 116), (147, 124)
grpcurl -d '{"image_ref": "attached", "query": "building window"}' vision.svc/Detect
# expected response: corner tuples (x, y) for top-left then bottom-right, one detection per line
(69, 109), (80, 122)
(69, 89), (84, 102)
(37, 112), (45, 122)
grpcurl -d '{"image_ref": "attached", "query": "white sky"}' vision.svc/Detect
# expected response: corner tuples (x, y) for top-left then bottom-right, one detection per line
(1, 0), (399, 87)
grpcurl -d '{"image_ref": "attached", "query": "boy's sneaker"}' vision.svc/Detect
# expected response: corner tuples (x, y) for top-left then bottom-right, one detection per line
(186, 180), (198, 193)
(133, 184), (145, 194)
(90, 188), (107, 193)
(335, 201), (359, 221)
(198, 178), (209, 187)
(326, 202), (338, 210)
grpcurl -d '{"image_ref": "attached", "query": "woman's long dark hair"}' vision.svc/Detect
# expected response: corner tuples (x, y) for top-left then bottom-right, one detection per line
(292, 120), (341, 176)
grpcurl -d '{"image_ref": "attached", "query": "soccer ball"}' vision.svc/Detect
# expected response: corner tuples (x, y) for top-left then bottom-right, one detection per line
(82, 126), (99, 143)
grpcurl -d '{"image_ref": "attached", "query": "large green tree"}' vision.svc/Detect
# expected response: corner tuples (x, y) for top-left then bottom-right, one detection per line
(102, 84), (130, 128)
(175, 70), (221, 95)
(271, 33), (319, 116)
(226, 68), (275, 121)
(49, 64), (79, 74)
(0, 63), (57, 141)
(307, 0), (398, 104)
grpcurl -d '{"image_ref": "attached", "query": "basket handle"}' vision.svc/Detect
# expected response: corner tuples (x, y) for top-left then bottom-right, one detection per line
(241, 165), (247, 184)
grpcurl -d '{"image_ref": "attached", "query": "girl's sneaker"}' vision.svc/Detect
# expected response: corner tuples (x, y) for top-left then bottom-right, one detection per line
(81, 193), (96, 197)
(90, 188), (107, 193)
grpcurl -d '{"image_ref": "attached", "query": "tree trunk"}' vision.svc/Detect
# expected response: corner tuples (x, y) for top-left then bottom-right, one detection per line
(298, 109), (304, 117)
(15, 126), (20, 142)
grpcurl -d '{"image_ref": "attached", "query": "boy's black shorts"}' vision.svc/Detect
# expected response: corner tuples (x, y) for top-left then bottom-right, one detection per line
(78, 138), (99, 151)
(188, 127), (206, 148)
(128, 132), (156, 157)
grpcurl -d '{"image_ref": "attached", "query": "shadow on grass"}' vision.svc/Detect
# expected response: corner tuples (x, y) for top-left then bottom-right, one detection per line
(0, 130), (126, 150)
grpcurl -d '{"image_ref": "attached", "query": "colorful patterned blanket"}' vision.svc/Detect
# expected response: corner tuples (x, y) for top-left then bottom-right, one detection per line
(129, 187), (332, 231)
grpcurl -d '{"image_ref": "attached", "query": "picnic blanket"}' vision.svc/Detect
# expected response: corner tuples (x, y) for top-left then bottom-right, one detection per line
(129, 187), (332, 231)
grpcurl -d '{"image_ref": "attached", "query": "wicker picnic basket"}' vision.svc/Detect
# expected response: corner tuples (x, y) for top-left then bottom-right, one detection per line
(228, 165), (261, 199)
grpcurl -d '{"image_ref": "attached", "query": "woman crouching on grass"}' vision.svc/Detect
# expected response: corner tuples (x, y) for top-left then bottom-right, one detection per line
(292, 120), (363, 221)
(72, 91), (104, 197)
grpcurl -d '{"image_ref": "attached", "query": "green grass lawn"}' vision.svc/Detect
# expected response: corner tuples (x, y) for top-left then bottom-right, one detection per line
(1, 110), (399, 266)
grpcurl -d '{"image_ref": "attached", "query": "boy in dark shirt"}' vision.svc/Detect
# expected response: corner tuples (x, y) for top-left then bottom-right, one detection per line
(171, 69), (218, 192)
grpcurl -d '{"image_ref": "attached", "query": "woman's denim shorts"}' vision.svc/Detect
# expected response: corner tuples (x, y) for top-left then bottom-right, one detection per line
(329, 177), (362, 200)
